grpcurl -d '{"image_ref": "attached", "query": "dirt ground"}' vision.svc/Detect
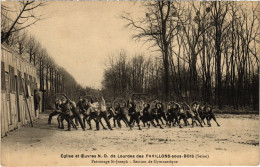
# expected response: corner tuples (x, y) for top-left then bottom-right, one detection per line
(1, 112), (259, 166)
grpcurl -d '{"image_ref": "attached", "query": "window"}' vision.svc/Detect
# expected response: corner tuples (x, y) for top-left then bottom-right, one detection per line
(34, 77), (37, 91)
(31, 76), (35, 95)
(29, 75), (33, 95)
(5, 72), (10, 100)
(24, 73), (28, 85)
(9, 65), (15, 93)
(22, 79), (25, 96)
(24, 73), (28, 96)
(18, 71), (23, 94)
(33, 77), (36, 91)
(1, 62), (5, 91)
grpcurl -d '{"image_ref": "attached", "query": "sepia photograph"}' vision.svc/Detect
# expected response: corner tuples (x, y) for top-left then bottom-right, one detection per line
(1, 1), (259, 166)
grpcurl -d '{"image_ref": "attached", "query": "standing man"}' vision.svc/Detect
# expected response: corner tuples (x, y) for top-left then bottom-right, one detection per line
(34, 89), (41, 118)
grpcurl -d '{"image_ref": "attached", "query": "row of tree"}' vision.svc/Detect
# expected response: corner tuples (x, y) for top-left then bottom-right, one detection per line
(102, 1), (259, 110)
(1, 2), (85, 109)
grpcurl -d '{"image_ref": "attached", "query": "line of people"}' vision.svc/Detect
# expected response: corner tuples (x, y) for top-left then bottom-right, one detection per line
(47, 94), (220, 131)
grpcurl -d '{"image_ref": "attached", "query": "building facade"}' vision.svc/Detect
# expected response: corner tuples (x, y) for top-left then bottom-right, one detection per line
(1, 44), (42, 137)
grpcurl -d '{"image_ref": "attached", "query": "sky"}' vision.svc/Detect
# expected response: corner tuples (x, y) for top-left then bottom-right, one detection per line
(21, 1), (156, 89)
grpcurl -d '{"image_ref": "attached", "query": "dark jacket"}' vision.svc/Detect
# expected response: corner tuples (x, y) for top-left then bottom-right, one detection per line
(77, 100), (88, 113)
(34, 92), (41, 110)
(128, 106), (136, 116)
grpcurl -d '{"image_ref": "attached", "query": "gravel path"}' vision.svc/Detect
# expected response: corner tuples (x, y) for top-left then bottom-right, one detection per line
(1, 113), (259, 166)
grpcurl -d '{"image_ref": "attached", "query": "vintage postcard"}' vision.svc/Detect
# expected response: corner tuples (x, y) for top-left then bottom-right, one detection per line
(1, 1), (259, 166)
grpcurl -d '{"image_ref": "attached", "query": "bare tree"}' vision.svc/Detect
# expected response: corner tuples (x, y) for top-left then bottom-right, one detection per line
(16, 30), (28, 56)
(27, 35), (40, 65)
(122, 1), (181, 101)
(176, 2), (213, 98)
(1, 1), (46, 43)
